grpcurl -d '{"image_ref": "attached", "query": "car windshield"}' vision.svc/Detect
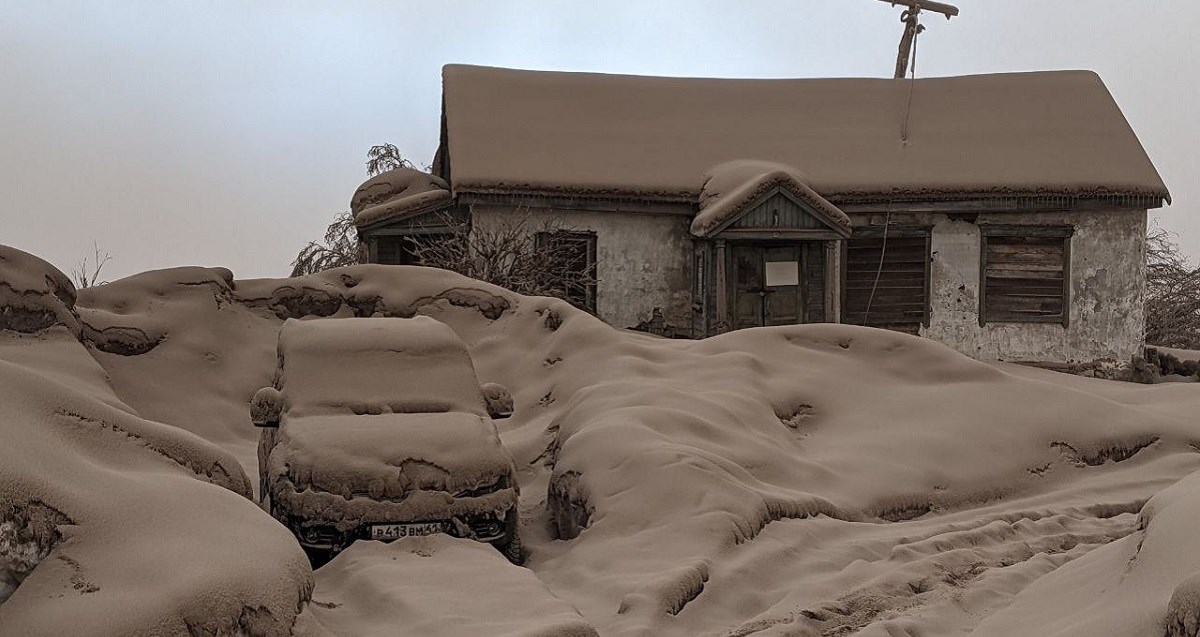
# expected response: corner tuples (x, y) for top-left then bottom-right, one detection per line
(277, 317), (489, 418)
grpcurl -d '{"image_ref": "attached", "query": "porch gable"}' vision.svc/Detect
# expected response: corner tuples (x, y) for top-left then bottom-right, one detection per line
(717, 187), (852, 240)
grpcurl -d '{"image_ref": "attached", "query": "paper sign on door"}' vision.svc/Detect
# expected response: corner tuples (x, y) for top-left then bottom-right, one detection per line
(765, 261), (799, 287)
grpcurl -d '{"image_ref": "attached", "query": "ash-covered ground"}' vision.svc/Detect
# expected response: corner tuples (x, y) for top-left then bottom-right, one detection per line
(2, 243), (1200, 637)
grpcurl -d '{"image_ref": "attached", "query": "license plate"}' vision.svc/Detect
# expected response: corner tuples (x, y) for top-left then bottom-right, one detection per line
(370, 522), (447, 540)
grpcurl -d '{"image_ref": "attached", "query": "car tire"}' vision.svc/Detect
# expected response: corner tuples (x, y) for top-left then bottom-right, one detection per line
(496, 509), (523, 565)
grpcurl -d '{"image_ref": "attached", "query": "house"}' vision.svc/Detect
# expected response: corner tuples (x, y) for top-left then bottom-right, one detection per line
(351, 65), (1170, 373)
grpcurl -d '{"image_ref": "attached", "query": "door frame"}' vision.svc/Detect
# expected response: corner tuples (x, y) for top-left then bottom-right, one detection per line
(725, 240), (829, 330)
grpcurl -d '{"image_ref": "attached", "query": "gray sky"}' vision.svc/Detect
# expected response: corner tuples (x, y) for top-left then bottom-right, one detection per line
(2, 1), (1197, 281)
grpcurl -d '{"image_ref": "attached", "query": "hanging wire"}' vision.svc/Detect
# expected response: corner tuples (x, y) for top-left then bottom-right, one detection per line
(863, 210), (892, 324)
(867, 8), (921, 324)
(899, 10), (922, 142)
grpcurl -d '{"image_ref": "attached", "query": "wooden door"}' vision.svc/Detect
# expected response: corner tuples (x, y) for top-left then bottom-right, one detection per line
(763, 246), (802, 326)
(731, 244), (805, 328)
(732, 245), (764, 329)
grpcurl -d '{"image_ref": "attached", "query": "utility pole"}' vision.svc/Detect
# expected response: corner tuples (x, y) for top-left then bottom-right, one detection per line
(877, 0), (959, 79)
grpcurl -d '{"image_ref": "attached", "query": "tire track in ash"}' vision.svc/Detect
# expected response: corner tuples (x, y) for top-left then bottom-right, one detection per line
(667, 481), (1163, 637)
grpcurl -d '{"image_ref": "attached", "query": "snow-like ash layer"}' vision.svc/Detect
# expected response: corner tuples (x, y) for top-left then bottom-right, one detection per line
(965, 466), (1200, 637)
(25, 257), (1200, 637)
(0, 245), (79, 334)
(0, 328), (312, 636)
(349, 167), (452, 228)
(442, 65), (1169, 202)
(70, 264), (280, 477)
(692, 160), (851, 238)
(297, 536), (597, 637)
(526, 317), (1200, 635)
(277, 316), (490, 419)
(75, 266), (235, 356)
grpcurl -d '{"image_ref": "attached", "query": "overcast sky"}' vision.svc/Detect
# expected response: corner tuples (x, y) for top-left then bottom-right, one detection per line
(2, 1), (1197, 281)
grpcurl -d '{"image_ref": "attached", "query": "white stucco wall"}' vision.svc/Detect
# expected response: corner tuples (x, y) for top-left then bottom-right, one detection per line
(913, 208), (1147, 366)
(470, 205), (694, 332)
(470, 203), (1145, 366)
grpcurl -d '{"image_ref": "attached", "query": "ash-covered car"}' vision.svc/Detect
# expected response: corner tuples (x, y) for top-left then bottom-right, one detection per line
(251, 316), (521, 564)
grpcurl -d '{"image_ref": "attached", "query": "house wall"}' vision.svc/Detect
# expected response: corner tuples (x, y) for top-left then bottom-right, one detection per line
(851, 208), (1147, 368)
(469, 204), (695, 334)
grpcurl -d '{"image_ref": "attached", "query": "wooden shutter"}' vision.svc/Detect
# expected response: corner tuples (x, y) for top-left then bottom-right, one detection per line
(980, 229), (1071, 325)
(842, 231), (930, 332)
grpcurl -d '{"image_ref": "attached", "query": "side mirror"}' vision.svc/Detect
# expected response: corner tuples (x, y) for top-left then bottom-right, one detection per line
(250, 387), (282, 428)
(481, 383), (513, 420)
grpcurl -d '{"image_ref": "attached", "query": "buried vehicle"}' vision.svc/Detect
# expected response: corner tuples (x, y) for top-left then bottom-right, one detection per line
(251, 316), (521, 564)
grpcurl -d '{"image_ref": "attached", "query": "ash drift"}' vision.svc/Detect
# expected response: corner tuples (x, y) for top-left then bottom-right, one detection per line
(4, 242), (1200, 637)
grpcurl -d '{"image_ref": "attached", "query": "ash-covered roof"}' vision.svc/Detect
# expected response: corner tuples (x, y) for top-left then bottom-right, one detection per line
(351, 167), (453, 228)
(440, 65), (1169, 206)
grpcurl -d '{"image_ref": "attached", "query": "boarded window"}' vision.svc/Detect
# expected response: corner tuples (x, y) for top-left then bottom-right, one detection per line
(534, 230), (597, 314)
(842, 230), (930, 332)
(980, 227), (1071, 325)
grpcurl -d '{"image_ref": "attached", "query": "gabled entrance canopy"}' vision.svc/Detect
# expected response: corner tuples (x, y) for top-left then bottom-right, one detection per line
(691, 161), (851, 335)
(690, 161), (852, 239)
(351, 167), (460, 265)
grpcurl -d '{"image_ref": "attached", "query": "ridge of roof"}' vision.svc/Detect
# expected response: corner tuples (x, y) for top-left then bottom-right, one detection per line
(443, 63), (1100, 86)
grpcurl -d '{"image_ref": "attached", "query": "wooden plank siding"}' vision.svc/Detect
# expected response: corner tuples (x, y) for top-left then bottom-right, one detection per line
(803, 242), (826, 324)
(731, 190), (828, 231)
(979, 229), (1072, 326)
(842, 230), (930, 332)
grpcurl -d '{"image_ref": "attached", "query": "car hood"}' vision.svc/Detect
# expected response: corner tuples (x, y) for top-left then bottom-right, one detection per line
(267, 411), (516, 502)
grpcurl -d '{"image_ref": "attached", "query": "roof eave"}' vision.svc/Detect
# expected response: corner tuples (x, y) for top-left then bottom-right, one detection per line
(455, 183), (1170, 211)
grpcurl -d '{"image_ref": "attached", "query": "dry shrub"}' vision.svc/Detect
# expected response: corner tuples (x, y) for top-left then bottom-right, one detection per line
(72, 242), (112, 289)
(1145, 222), (1200, 349)
(406, 210), (598, 313)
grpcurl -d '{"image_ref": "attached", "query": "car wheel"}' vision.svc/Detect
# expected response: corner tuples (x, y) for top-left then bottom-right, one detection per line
(496, 509), (523, 565)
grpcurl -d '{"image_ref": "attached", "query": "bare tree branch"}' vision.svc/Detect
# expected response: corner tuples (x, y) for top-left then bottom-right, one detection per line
(366, 143), (415, 177)
(72, 241), (112, 289)
(405, 210), (598, 311)
(292, 143), (424, 275)
(290, 212), (364, 277)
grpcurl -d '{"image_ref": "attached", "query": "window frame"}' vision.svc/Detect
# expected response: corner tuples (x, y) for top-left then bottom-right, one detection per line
(978, 225), (1073, 327)
(841, 225), (933, 330)
(372, 231), (454, 266)
(533, 229), (598, 314)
